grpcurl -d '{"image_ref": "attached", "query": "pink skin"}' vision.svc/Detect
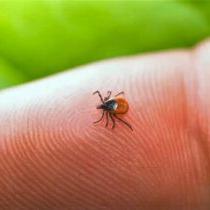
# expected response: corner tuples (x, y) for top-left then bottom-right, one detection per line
(0, 39), (210, 210)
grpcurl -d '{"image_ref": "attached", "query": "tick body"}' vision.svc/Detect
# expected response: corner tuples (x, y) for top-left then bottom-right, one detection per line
(93, 90), (133, 131)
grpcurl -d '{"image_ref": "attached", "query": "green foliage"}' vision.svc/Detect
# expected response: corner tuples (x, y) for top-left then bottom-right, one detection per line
(0, 57), (26, 89)
(0, 0), (210, 89)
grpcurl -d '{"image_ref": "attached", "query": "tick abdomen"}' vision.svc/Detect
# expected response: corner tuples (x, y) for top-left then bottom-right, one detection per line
(111, 98), (129, 114)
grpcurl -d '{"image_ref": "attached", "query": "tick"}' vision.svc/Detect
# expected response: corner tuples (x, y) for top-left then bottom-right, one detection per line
(93, 90), (133, 131)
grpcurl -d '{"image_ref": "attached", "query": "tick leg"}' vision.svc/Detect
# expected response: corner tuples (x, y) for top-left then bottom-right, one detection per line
(94, 110), (105, 124)
(113, 114), (133, 131)
(115, 91), (124, 97)
(107, 91), (112, 99)
(109, 113), (115, 129)
(93, 90), (104, 103)
(104, 91), (112, 101)
(105, 112), (109, 127)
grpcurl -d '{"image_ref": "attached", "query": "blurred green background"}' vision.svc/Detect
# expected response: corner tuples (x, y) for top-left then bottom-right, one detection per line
(0, 0), (210, 89)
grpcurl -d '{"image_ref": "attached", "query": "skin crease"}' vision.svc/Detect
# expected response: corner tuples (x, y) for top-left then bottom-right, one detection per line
(0, 40), (210, 210)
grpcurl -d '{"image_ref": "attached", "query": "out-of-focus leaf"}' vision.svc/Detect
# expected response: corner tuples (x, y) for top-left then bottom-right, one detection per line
(0, 57), (27, 89)
(0, 0), (209, 89)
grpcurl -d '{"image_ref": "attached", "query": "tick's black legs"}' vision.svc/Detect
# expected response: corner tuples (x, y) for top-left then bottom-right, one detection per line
(105, 112), (109, 127)
(93, 110), (105, 124)
(93, 90), (104, 103)
(104, 91), (112, 101)
(93, 90), (124, 103)
(115, 91), (124, 97)
(109, 113), (115, 129)
(107, 91), (112, 99)
(113, 114), (133, 131)
(94, 112), (132, 131)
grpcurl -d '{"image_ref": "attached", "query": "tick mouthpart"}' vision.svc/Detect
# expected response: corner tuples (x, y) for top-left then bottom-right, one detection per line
(97, 104), (105, 109)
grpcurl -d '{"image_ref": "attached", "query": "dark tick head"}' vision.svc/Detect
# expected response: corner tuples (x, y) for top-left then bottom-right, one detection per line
(97, 99), (118, 111)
